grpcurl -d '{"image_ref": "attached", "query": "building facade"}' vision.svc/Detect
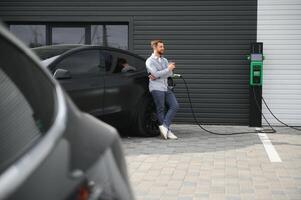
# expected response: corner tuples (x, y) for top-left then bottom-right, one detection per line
(1, 0), (300, 126)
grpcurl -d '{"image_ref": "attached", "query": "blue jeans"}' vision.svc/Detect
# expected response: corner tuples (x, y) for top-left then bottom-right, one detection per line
(151, 89), (179, 129)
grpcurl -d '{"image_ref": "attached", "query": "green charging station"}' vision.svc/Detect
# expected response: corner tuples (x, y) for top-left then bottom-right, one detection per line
(248, 53), (263, 86)
(249, 42), (263, 127)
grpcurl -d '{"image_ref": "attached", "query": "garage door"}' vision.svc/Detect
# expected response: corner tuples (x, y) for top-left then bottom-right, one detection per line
(133, 0), (257, 125)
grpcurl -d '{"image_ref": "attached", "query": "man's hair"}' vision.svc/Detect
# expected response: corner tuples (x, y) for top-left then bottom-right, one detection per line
(151, 40), (163, 48)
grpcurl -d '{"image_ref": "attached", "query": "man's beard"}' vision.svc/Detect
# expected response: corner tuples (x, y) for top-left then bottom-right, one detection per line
(158, 50), (164, 55)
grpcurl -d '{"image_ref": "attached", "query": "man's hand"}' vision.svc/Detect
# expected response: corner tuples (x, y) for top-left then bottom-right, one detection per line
(148, 74), (156, 81)
(168, 62), (176, 71)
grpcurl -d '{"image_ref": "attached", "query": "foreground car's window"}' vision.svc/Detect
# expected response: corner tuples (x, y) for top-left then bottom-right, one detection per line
(0, 69), (41, 173)
(0, 33), (57, 174)
(55, 50), (105, 76)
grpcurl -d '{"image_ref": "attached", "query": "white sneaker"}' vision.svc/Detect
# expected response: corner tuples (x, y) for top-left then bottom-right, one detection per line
(167, 130), (178, 140)
(158, 125), (168, 139)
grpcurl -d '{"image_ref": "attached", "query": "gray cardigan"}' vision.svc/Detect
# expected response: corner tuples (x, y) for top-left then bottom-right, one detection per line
(145, 54), (173, 92)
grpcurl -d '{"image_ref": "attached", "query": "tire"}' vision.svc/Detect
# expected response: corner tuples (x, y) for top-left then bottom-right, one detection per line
(134, 96), (159, 137)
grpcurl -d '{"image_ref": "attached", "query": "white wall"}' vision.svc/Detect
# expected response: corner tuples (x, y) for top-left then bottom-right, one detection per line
(257, 0), (301, 126)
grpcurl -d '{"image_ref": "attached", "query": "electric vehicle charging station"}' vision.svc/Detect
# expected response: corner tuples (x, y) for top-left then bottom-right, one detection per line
(249, 53), (263, 86)
(249, 43), (263, 127)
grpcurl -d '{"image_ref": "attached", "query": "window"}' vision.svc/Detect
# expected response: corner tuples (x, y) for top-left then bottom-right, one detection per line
(52, 27), (86, 45)
(91, 25), (128, 50)
(9, 25), (46, 47)
(55, 50), (105, 76)
(8, 23), (129, 49)
(106, 51), (145, 74)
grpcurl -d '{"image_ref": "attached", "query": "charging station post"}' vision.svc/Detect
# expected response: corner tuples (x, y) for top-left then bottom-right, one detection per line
(249, 42), (263, 127)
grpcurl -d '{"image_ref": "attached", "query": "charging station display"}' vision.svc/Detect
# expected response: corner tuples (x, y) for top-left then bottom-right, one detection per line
(249, 53), (263, 86)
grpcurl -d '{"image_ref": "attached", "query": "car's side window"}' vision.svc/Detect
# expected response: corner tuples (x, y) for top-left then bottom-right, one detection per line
(55, 50), (105, 76)
(131, 56), (146, 72)
(105, 51), (138, 74)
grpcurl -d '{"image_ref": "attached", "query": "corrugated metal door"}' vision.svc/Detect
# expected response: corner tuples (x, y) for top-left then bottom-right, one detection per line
(257, 0), (301, 126)
(133, 1), (257, 124)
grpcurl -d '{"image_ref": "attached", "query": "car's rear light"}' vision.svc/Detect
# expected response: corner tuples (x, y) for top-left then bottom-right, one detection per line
(72, 180), (102, 200)
(76, 185), (89, 200)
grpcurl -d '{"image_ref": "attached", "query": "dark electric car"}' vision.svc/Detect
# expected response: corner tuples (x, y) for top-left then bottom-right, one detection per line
(32, 45), (159, 137)
(0, 24), (134, 200)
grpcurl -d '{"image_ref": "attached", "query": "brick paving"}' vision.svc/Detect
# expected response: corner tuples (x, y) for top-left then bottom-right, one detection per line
(122, 124), (301, 200)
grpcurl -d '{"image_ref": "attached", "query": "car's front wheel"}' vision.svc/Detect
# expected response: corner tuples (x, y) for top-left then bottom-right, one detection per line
(134, 96), (159, 137)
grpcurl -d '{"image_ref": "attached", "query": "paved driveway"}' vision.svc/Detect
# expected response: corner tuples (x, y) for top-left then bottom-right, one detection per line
(122, 124), (301, 200)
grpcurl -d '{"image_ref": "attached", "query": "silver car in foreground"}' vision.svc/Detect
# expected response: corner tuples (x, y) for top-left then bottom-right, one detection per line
(0, 24), (134, 200)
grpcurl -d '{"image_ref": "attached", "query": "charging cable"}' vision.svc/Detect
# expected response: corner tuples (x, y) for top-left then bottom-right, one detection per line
(173, 74), (276, 135)
(261, 97), (301, 131)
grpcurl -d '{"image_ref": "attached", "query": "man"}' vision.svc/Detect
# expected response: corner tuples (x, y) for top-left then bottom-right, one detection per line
(146, 40), (179, 140)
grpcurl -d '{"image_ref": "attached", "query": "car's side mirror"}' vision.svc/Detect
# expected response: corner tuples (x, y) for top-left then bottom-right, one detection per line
(53, 68), (71, 79)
